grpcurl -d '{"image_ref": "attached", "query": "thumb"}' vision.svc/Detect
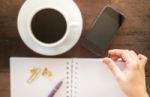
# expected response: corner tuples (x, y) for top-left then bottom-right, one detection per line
(103, 58), (123, 80)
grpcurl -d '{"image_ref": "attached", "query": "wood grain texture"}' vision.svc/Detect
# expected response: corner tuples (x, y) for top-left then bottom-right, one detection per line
(0, 0), (150, 97)
(0, 72), (10, 97)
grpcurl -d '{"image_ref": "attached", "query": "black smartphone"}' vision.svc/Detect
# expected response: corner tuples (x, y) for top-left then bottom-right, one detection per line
(82, 6), (125, 56)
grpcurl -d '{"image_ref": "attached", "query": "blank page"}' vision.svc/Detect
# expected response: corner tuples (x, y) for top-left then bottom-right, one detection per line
(72, 58), (126, 97)
(10, 57), (71, 97)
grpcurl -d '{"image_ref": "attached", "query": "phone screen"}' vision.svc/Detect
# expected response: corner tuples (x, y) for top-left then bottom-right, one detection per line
(82, 7), (125, 56)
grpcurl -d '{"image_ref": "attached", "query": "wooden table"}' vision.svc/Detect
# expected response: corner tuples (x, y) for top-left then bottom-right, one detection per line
(0, 0), (150, 96)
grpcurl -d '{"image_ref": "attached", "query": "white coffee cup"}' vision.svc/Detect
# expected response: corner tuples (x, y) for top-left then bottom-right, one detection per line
(17, 0), (83, 56)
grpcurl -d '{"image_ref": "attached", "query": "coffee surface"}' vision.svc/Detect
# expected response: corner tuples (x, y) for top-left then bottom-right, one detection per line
(31, 9), (67, 43)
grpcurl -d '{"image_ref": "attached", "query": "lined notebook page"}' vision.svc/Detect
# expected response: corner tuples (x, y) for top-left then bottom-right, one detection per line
(73, 58), (126, 97)
(10, 57), (71, 97)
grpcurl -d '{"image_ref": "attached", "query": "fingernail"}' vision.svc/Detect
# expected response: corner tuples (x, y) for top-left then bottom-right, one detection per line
(103, 58), (110, 65)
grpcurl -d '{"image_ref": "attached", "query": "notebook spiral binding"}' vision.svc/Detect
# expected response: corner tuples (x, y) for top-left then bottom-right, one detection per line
(72, 61), (78, 97)
(66, 60), (78, 97)
(66, 61), (71, 97)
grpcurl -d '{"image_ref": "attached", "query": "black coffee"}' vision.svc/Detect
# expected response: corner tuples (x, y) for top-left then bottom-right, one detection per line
(31, 9), (67, 43)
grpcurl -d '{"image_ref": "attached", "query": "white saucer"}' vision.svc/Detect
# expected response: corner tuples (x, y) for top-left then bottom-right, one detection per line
(17, 0), (83, 56)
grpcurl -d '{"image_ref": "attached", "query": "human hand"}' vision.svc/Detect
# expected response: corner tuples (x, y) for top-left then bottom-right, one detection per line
(103, 49), (149, 97)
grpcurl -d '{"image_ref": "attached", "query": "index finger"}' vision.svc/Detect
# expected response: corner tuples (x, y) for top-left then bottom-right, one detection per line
(108, 49), (133, 64)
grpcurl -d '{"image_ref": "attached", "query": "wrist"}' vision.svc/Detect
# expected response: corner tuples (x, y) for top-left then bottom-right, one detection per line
(145, 93), (149, 97)
(133, 91), (149, 97)
(127, 89), (149, 97)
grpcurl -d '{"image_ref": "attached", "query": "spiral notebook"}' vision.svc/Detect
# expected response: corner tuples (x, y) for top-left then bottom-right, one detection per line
(10, 57), (126, 97)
